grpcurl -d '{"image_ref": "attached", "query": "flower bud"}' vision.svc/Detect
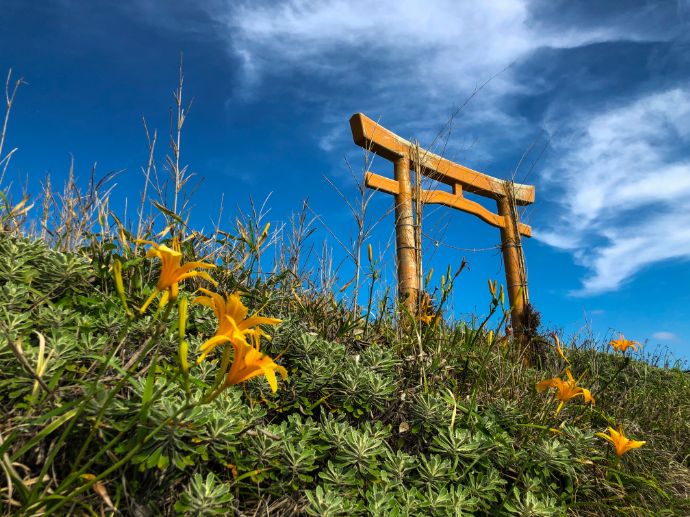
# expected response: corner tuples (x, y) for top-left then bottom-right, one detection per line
(178, 296), (188, 339)
(425, 268), (434, 286)
(113, 258), (131, 316)
(179, 339), (190, 375)
(113, 259), (125, 296)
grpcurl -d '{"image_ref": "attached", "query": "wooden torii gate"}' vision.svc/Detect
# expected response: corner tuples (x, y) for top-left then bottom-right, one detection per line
(349, 113), (535, 336)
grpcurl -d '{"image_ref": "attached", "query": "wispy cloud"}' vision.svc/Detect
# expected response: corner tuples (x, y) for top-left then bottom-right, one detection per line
(204, 0), (654, 154)
(652, 331), (678, 341)
(539, 88), (690, 295)
(115, 0), (681, 159)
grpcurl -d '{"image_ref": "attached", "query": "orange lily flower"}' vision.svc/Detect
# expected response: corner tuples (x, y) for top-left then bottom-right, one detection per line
(419, 313), (434, 325)
(194, 288), (281, 363)
(222, 331), (287, 393)
(536, 368), (595, 415)
(596, 426), (645, 457)
(137, 238), (216, 313)
(417, 293), (437, 325)
(609, 334), (640, 353)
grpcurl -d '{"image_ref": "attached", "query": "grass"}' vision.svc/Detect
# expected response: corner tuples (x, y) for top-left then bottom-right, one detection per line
(1, 233), (689, 516)
(1, 71), (689, 516)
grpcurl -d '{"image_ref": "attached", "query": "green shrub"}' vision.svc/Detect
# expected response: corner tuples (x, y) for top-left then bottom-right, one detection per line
(1, 211), (688, 516)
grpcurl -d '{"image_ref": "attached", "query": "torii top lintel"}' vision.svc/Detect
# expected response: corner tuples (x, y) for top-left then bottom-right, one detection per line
(349, 113), (535, 206)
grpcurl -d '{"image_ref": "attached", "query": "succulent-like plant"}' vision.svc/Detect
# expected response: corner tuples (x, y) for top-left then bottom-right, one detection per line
(174, 472), (235, 516)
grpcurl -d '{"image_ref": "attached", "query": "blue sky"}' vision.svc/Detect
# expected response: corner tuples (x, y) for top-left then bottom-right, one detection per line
(2, 0), (689, 362)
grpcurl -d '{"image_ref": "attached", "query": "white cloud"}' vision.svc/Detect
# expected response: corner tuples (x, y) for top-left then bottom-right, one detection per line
(540, 88), (690, 295)
(651, 331), (678, 341)
(203, 0), (651, 153)
(219, 0), (649, 84)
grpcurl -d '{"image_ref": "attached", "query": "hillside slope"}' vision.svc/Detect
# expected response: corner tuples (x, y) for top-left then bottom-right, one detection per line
(1, 235), (689, 516)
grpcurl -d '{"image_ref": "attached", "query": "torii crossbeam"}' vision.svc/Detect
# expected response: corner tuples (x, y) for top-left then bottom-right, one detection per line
(350, 113), (535, 335)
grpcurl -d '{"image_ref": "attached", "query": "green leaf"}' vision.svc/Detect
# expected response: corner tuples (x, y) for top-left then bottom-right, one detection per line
(151, 201), (184, 224)
(9, 408), (79, 461)
(145, 446), (163, 469)
(140, 356), (158, 422)
(157, 453), (170, 471)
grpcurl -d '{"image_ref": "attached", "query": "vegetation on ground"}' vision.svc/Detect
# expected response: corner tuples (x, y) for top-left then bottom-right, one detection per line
(1, 70), (689, 516)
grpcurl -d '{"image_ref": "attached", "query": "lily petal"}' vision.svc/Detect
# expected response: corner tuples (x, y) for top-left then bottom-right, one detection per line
(238, 315), (283, 331)
(177, 271), (218, 285)
(536, 379), (556, 392)
(177, 260), (216, 275)
(197, 335), (235, 363)
(262, 367), (278, 393)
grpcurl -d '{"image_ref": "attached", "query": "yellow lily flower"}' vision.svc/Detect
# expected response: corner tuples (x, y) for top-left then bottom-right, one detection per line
(609, 334), (640, 353)
(222, 331), (287, 393)
(137, 238), (216, 314)
(596, 426), (645, 457)
(536, 368), (595, 415)
(194, 288), (281, 363)
(419, 313), (434, 325)
(418, 293), (437, 326)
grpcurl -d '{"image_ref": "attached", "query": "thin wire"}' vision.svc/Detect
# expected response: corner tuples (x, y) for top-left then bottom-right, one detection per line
(421, 230), (501, 253)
